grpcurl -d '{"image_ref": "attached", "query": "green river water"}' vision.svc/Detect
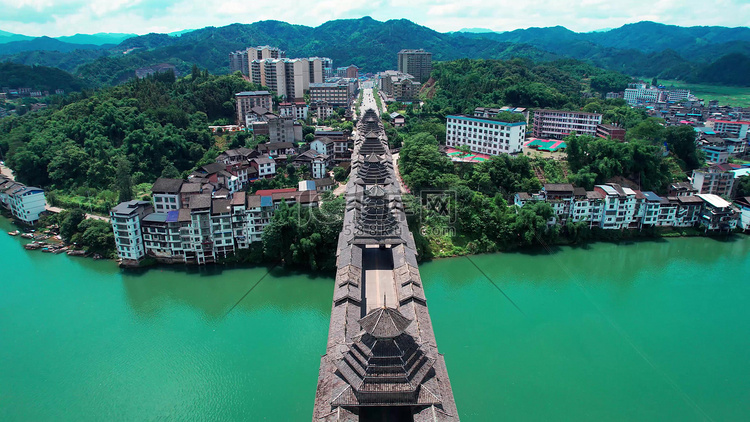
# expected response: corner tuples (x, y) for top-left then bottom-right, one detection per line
(1, 215), (749, 421)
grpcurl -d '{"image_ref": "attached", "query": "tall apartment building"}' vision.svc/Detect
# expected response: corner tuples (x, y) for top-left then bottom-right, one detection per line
(284, 58), (310, 101)
(335, 65), (359, 79)
(532, 109), (602, 139)
(309, 57), (333, 82)
(110, 200), (153, 264)
(691, 164), (735, 197)
(229, 46), (285, 75)
(446, 115), (527, 155)
(397, 49), (432, 83)
(235, 91), (272, 125)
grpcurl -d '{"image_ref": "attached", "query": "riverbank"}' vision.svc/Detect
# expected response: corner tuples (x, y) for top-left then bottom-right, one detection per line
(419, 223), (747, 259)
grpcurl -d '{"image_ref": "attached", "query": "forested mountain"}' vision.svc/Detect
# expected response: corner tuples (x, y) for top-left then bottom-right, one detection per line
(0, 37), (111, 56)
(0, 63), (91, 92)
(0, 30), (33, 44)
(0, 71), (259, 194)
(2, 18), (750, 87)
(458, 22), (750, 85)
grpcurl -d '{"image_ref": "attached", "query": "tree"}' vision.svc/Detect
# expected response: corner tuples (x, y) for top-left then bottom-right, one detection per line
(115, 156), (133, 203)
(333, 166), (348, 182)
(304, 133), (315, 143)
(161, 163), (180, 178)
(60, 209), (86, 242)
(735, 175), (750, 199)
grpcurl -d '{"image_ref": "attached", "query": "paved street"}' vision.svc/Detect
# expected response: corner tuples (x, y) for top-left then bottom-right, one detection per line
(362, 246), (397, 311)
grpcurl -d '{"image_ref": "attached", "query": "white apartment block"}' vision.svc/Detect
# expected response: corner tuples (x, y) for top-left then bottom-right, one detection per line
(624, 84), (664, 105)
(532, 109), (602, 139)
(110, 200), (153, 264)
(446, 115), (526, 155)
(0, 179), (47, 225)
(594, 184), (637, 230)
(151, 178), (183, 213)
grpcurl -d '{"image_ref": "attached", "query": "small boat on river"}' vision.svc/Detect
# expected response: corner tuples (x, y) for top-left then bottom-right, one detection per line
(8, 230), (20, 236)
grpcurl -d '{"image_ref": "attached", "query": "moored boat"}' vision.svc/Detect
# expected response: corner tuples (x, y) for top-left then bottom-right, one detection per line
(8, 230), (20, 236)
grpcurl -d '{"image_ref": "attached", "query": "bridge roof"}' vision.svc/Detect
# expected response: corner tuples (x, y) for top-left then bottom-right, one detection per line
(359, 306), (412, 338)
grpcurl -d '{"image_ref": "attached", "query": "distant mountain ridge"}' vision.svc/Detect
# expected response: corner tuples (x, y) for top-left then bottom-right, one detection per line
(2, 19), (750, 87)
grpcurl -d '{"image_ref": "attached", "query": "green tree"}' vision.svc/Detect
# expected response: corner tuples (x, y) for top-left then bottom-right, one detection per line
(115, 156), (133, 203)
(60, 209), (86, 242)
(333, 166), (348, 182)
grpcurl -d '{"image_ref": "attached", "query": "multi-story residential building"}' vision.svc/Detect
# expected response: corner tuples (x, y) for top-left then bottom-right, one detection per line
(0, 176), (47, 225)
(697, 136), (730, 164)
(311, 138), (335, 156)
(379, 71), (421, 102)
(668, 181), (698, 197)
(691, 164), (735, 197)
(250, 156), (277, 178)
(283, 58), (310, 101)
(397, 49), (432, 83)
(532, 109), (602, 139)
(309, 82), (352, 107)
(256, 142), (297, 156)
(294, 150), (331, 179)
(266, 113), (296, 143)
(667, 88), (691, 102)
(697, 194), (738, 231)
(151, 178), (183, 213)
(709, 119), (750, 139)
(474, 106), (529, 123)
(110, 200), (153, 264)
(674, 195), (704, 227)
(570, 190), (605, 227)
(594, 184), (637, 230)
(335, 65), (359, 79)
(235, 91), (272, 124)
(309, 57), (333, 82)
(262, 59), (288, 99)
(541, 184), (576, 224)
(310, 101), (334, 120)
(446, 115), (527, 155)
(315, 130), (350, 159)
(230, 46), (285, 75)
(278, 101), (308, 120)
(596, 124), (626, 141)
(624, 83), (664, 106)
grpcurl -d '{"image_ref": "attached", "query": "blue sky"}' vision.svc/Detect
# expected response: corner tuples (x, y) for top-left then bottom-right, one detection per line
(1, 0), (749, 37)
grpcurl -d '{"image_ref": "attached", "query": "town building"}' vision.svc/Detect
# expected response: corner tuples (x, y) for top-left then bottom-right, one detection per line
(697, 136), (731, 164)
(594, 184), (637, 230)
(379, 71), (421, 102)
(696, 194), (738, 231)
(736, 196), (750, 231)
(110, 200), (153, 264)
(389, 112), (405, 128)
(309, 57), (333, 82)
(229, 46), (285, 75)
(250, 156), (277, 178)
(474, 106), (529, 123)
(309, 101), (334, 120)
(0, 176), (47, 225)
(709, 119), (750, 139)
(151, 178), (183, 213)
(278, 101), (308, 120)
(315, 130), (350, 159)
(235, 91), (272, 124)
(532, 109), (602, 139)
(397, 49), (432, 83)
(624, 83), (664, 106)
(335, 65), (359, 79)
(445, 114), (527, 155)
(294, 149), (331, 179)
(691, 164), (735, 197)
(596, 124), (626, 141)
(309, 79), (358, 107)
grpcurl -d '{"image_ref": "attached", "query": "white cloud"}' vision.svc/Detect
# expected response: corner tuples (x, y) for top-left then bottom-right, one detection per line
(0, 0), (747, 37)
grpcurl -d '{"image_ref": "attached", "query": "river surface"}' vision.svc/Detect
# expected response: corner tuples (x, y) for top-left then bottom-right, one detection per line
(1, 216), (749, 421)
